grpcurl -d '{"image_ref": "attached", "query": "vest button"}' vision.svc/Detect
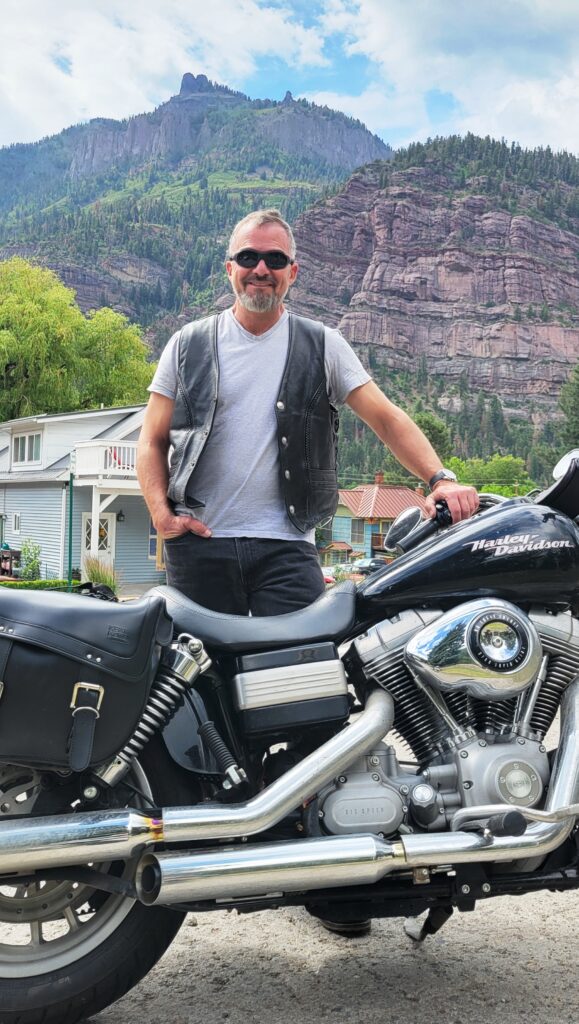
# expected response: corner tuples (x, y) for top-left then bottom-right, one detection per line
(281, 436), (288, 446)
(289, 505), (295, 514)
(284, 470), (291, 479)
(276, 401), (285, 411)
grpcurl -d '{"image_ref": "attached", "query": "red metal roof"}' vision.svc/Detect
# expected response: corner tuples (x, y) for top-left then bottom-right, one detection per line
(338, 484), (428, 520)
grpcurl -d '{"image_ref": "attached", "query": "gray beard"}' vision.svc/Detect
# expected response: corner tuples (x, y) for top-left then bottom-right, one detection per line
(236, 288), (283, 313)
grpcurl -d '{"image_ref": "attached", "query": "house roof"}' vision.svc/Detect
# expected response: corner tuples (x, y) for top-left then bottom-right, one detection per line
(338, 483), (428, 520)
(0, 405), (145, 430)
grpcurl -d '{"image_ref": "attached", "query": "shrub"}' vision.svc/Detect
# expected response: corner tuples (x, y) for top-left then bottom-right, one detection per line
(20, 538), (41, 580)
(0, 579), (69, 590)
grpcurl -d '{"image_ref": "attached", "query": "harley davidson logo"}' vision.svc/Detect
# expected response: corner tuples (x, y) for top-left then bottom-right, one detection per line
(106, 624), (130, 643)
(465, 533), (573, 557)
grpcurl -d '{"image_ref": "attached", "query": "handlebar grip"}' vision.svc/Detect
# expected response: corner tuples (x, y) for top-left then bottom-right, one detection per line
(395, 501), (453, 554)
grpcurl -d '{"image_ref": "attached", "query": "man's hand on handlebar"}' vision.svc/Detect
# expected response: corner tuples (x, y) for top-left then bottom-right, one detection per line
(425, 481), (479, 523)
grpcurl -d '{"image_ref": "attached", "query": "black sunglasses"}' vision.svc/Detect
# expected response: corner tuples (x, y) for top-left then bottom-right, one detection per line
(230, 249), (294, 270)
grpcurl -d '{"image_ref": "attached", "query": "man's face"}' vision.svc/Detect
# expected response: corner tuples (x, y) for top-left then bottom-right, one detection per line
(226, 223), (298, 313)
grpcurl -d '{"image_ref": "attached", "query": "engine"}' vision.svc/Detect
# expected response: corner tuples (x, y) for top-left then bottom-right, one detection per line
(318, 600), (579, 838)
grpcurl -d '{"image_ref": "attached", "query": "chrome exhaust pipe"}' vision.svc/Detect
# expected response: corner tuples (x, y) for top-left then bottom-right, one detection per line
(0, 690), (394, 875)
(137, 834), (405, 904)
(135, 678), (579, 906)
(0, 810), (163, 876)
(134, 802), (575, 905)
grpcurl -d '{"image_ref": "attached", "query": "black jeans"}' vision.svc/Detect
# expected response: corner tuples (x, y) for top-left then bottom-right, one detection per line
(163, 535), (325, 615)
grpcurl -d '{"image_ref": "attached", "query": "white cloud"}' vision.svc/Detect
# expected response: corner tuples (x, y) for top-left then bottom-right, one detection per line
(310, 0), (579, 151)
(0, 0), (328, 146)
(2, 0), (579, 152)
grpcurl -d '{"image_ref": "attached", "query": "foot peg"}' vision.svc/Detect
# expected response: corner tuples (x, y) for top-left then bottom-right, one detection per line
(461, 809), (527, 840)
(485, 810), (527, 838)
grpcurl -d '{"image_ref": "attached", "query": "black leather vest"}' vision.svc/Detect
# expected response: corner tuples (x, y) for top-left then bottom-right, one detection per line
(167, 312), (339, 533)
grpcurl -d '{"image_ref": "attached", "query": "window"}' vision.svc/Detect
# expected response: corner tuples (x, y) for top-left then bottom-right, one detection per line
(351, 518), (365, 544)
(12, 432), (41, 466)
(12, 513), (20, 534)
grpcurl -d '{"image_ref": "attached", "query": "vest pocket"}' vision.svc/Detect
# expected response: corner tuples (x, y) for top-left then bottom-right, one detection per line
(307, 468), (339, 525)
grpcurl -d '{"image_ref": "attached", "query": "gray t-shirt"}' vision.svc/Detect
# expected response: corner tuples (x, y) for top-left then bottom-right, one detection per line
(149, 308), (370, 542)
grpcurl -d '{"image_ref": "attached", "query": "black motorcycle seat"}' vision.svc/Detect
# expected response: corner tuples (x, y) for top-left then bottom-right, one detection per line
(151, 581), (357, 653)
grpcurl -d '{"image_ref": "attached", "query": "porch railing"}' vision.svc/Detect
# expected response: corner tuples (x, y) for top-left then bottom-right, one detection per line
(74, 441), (138, 478)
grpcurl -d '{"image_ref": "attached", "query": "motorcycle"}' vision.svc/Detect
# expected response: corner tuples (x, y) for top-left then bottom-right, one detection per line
(1, 453), (579, 1023)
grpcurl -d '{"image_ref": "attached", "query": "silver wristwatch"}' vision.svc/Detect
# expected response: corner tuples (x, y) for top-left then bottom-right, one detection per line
(428, 468), (457, 490)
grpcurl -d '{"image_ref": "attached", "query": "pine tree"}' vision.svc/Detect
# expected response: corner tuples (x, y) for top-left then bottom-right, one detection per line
(560, 364), (579, 447)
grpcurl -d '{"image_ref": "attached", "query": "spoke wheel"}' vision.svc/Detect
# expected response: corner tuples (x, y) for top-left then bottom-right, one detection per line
(0, 763), (141, 977)
(0, 738), (197, 1024)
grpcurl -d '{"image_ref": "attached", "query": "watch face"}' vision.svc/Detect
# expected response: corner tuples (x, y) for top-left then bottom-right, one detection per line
(430, 469), (457, 488)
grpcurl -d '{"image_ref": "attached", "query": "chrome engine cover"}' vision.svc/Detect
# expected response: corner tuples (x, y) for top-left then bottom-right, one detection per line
(317, 745), (409, 837)
(406, 598), (543, 701)
(438, 733), (550, 809)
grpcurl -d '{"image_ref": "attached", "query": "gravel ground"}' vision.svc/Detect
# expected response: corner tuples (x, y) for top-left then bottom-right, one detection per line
(94, 889), (579, 1024)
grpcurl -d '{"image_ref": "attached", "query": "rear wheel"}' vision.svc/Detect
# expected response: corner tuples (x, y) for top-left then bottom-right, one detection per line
(0, 738), (197, 1024)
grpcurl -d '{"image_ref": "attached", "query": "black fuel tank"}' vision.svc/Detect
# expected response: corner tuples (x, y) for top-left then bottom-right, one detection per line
(357, 501), (579, 616)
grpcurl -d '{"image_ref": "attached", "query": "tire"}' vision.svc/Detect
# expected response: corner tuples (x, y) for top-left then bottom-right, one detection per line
(0, 737), (199, 1024)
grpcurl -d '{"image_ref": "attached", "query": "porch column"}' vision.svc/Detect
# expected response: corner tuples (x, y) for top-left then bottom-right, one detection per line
(90, 486), (100, 556)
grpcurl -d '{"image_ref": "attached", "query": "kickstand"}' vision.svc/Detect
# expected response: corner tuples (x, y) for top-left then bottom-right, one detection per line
(404, 905), (454, 943)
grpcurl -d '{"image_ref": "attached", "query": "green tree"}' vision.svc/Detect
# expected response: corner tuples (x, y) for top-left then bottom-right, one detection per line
(0, 259), (153, 419)
(74, 308), (154, 408)
(560, 363), (579, 447)
(0, 258), (82, 419)
(449, 453), (534, 493)
(414, 411), (452, 462)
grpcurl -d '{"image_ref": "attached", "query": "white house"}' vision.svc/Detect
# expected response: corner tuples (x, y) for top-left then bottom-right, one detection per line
(0, 405), (164, 585)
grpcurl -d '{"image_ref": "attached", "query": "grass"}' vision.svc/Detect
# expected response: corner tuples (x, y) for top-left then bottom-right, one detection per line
(82, 555), (119, 595)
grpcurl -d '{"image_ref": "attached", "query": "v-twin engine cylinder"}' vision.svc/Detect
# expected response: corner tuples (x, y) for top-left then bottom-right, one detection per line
(346, 601), (579, 764)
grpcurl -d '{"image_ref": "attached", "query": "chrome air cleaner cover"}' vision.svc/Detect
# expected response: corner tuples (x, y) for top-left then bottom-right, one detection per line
(405, 598), (542, 700)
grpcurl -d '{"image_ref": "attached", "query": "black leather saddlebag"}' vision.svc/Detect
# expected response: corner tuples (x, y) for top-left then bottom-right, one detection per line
(0, 588), (172, 771)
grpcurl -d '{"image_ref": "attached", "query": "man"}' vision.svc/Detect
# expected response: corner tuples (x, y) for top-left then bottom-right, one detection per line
(138, 208), (478, 937)
(137, 208), (478, 613)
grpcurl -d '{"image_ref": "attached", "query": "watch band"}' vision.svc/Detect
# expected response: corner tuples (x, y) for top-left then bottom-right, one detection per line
(428, 469), (457, 490)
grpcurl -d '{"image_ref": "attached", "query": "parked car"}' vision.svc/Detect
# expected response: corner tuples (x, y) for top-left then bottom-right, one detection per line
(350, 556), (391, 576)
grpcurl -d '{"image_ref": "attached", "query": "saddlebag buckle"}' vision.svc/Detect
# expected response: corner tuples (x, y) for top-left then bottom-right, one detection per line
(68, 682), (105, 771)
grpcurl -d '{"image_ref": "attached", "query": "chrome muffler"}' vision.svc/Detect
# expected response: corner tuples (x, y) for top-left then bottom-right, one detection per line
(2, 679), (578, 900)
(136, 677), (579, 905)
(0, 690), (394, 875)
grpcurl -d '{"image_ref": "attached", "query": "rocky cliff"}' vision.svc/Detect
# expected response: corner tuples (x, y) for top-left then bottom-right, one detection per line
(0, 74), (390, 210)
(290, 161), (579, 413)
(0, 74), (391, 328)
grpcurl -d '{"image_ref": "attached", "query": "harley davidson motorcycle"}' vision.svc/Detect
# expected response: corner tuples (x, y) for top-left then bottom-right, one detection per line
(1, 454), (579, 1023)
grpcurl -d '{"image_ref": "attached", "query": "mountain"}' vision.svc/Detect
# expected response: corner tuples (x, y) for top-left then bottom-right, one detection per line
(2, 88), (578, 479)
(288, 136), (579, 472)
(0, 73), (390, 340)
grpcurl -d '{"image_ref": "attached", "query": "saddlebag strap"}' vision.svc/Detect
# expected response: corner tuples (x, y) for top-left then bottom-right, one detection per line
(0, 637), (12, 689)
(67, 683), (105, 772)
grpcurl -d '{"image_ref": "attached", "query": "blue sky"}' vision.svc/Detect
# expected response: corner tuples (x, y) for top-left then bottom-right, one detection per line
(2, 0), (579, 152)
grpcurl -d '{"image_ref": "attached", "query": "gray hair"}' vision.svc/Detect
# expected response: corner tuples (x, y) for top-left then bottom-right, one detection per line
(227, 209), (296, 260)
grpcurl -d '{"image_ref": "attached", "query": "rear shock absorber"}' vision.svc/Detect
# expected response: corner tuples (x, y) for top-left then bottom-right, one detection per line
(95, 634), (212, 787)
